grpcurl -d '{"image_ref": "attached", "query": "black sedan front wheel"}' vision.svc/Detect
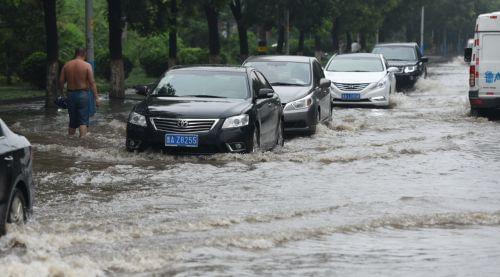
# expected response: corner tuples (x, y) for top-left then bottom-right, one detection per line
(247, 126), (261, 153)
(276, 118), (285, 148)
(7, 188), (27, 225)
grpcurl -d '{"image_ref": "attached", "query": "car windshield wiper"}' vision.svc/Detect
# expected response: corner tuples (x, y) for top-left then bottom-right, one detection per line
(183, 95), (227, 98)
(388, 59), (408, 61)
(350, 70), (371, 72)
(270, 82), (306, 86)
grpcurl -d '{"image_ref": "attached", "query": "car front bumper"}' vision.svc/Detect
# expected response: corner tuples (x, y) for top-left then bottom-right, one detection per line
(282, 105), (317, 133)
(395, 72), (420, 84)
(126, 121), (254, 154)
(331, 86), (390, 107)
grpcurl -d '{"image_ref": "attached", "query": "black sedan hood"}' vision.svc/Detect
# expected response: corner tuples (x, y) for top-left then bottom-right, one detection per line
(272, 86), (312, 104)
(387, 60), (418, 67)
(137, 97), (252, 118)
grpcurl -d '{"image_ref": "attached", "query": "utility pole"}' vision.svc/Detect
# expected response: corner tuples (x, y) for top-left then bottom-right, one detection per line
(285, 9), (290, 55)
(86, 0), (95, 70)
(420, 6), (425, 54)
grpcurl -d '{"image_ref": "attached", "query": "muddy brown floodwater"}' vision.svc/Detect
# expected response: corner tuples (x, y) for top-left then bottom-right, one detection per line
(1, 58), (500, 276)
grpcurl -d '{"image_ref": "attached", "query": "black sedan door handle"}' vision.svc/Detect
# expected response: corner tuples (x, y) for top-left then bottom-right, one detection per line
(4, 156), (13, 162)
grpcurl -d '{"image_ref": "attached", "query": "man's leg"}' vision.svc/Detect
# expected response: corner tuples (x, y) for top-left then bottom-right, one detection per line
(79, 125), (88, 138)
(68, 128), (77, 136)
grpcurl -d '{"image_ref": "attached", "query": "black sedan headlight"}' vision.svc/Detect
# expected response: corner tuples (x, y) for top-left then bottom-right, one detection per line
(222, 114), (250, 129)
(128, 112), (147, 127)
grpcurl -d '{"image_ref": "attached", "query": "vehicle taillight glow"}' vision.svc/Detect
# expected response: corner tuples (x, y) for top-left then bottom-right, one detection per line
(491, 16), (498, 19)
(475, 39), (479, 46)
(487, 92), (495, 96)
(471, 99), (483, 106)
(470, 66), (476, 87)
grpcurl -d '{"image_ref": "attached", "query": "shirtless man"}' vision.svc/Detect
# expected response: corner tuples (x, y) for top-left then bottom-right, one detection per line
(59, 48), (100, 138)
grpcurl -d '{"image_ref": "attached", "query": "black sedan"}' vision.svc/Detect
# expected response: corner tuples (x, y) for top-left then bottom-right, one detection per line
(372, 43), (428, 89)
(0, 119), (34, 236)
(126, 66), (284, 154)
(243, 56), (332, 135)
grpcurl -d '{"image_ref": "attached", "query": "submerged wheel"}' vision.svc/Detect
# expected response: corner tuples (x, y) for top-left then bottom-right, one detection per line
(7, 189), (26, 225)
(308, 110), (321, 136)
(247, 126), (260, 153)
(276, 119), (285, 148)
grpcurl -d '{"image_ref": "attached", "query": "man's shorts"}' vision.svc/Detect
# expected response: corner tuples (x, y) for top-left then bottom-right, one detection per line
(67, 91), (89, 129)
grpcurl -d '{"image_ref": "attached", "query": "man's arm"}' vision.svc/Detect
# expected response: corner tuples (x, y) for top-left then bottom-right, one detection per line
(58, 65), (66, 96)
(87, 65), (100, 107)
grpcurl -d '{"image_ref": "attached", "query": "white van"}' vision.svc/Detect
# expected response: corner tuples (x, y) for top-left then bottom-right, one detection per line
(465, 11), (500, 114)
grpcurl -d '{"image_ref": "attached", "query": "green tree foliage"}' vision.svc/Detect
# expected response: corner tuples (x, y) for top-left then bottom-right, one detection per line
(19, 52), (47, 89)
(3, 0), (500, 90)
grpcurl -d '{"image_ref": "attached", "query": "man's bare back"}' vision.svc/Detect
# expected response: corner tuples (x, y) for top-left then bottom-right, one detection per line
(62, 59), (93, 91)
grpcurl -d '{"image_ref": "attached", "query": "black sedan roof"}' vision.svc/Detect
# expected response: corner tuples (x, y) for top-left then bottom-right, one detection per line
(244, 55), (314, 63)
(374, 42), (418, 48)
(170, 65), (248, 73)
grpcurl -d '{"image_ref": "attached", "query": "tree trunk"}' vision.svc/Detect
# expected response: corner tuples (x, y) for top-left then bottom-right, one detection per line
(346, 32), (352, 53)
(297, 29), (305, 55)
(108, 0), (125, 98)
(314, 35), (322, 62)
(229, 0), (249, 62)
(331, 17), (340, 53)
(277, 24), (285, 54)
(42, 0), (59, 108)
(169, 0), (177, 67)
(359, 32), (366, 52)
(204, 3), (221, 64)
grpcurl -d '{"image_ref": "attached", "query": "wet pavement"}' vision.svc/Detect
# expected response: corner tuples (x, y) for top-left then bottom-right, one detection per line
(0, 58), (499, 276)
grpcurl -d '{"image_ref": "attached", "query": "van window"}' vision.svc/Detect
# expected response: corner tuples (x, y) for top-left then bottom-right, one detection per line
(0, 125), (3, 137)
(482, 34), (500, 60)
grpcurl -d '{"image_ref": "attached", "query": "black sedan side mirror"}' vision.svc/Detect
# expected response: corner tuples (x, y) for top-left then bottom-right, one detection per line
(421, 56), (429, 63)
(319, 78), (331, 89)
(257, 88), (274, 99)
(135, 85), (149, 96)
(464, 48), (472, 63)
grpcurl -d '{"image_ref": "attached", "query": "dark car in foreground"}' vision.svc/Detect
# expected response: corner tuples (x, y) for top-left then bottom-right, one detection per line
(0, 119), (34, 236)
(243, 56), (332, 135)
(372, 43), (428, 88)
(126, 66), (284, 154)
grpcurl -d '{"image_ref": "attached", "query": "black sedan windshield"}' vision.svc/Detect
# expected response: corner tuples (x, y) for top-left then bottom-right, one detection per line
(152, 71), (249, 99)
(245, 61), (311, 86)
(326, 57), (384, 72)
(372, 47), (417, 61)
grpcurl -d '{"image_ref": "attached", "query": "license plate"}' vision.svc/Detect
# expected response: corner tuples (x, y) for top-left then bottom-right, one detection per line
(341, 93), (361, 101)
(165, 134), (199, 148)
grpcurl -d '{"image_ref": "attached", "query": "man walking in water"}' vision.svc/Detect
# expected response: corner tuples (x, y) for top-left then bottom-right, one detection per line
(59, 48), (100, 138)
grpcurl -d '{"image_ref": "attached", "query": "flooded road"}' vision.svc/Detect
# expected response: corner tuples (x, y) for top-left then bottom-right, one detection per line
(1, 58), (500, 276)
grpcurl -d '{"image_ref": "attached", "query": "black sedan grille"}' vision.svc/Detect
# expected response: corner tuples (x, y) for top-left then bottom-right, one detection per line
(151, 118), (218, 133)
(333, 82), (370, 91)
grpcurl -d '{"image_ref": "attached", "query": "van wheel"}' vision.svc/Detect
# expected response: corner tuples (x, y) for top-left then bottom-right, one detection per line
(7, 189), (26, 225)
(471, 108), (487, 117)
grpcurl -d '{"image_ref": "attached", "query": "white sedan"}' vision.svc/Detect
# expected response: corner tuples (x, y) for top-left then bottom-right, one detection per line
(324, 53), (398, 107)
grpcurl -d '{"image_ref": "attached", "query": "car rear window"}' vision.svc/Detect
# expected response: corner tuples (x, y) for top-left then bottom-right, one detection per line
(326, 57), (384, 72)
(482, 34), (500, 60)
(152, 71), (250, 99)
